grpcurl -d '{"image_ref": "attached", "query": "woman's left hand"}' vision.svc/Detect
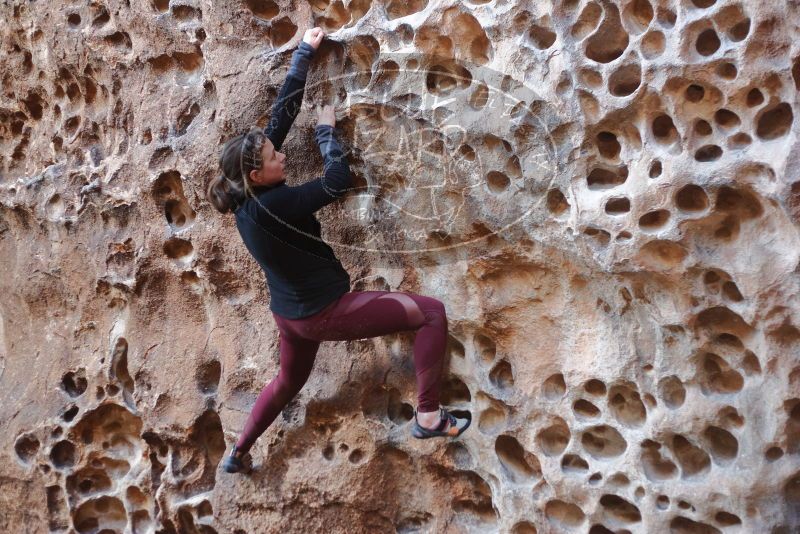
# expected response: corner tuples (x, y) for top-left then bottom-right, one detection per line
(303, 27), (325, 50)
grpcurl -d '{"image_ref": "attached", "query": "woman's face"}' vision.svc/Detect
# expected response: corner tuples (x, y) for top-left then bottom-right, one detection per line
(249, 137), (286, 186)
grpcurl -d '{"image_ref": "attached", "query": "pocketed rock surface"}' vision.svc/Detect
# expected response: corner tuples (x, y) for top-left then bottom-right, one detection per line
(2, 0), (800, 532)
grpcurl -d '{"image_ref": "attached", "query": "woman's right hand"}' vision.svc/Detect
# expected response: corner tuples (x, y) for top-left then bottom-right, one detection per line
(316, 104), (336, 128)
(303, 27), (325, 50)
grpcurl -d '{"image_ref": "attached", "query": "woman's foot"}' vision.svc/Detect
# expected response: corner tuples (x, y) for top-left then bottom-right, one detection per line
(412, 407), (470, 439)
(223, 444), (253, 474)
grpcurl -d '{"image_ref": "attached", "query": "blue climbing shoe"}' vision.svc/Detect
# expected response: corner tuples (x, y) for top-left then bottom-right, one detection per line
(411, 407), (471, 439)
(223, 445), (253, 474)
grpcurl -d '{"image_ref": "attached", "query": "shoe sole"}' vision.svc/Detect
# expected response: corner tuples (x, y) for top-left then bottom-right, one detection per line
(411, 416), (471, 439)
(223, 456), (252, 474)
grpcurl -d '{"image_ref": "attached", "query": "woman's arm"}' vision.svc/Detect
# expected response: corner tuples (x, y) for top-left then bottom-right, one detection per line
(264, 28), (325, 150)
(255, 123), (352, 223)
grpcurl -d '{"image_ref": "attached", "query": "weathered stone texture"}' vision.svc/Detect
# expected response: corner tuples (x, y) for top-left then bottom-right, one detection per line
(1, 0), (799, 532)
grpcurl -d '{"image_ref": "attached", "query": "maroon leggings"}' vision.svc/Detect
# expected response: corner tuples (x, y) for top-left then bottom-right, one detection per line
(235, 290), (448, 453)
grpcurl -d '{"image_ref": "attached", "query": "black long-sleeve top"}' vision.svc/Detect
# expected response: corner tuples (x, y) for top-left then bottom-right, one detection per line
(234, 42), (352, 319)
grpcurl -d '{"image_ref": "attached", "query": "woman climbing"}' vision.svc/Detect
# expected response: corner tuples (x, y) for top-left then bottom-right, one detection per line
(206, 27), (470, 474)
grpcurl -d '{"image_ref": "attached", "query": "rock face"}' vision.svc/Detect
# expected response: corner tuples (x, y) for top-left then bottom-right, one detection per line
(1, 0), (799, 532)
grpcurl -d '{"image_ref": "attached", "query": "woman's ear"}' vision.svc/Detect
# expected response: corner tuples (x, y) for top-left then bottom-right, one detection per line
(249, 168), (260, 184)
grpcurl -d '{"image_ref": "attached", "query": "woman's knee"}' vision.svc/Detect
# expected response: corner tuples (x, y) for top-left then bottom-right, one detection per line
(422, 298), (447, 328)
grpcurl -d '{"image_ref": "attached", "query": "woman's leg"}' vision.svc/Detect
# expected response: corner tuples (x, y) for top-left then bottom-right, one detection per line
(286, 291), (449, 415)
(234, 331), (321, 453)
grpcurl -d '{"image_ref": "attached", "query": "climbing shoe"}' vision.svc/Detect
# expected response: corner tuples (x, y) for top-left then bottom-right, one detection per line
(411, 407), (471, 439)
(223, 445), (253, 474)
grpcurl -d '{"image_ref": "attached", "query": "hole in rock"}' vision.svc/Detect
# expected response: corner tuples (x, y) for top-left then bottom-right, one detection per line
(649, 160), (662, 178)
(585, 3), (629, 63)
(599, 494), (642, 523)
(269, 17), (297, 47)
(486, 171), (510, 194)
(670, 435), (711, 478)
(547, 188), (570, 215)
(581, 425), (627, 459)
(722, 281), (743, 302)
(714, 109), (740, 129)
(622, 0), (653, 33)
(536, 418), (570, 456)
(472, 334), (497, 364)
(694, 145), (722, 162)
(572, 2), (602, 40)
(641, 439), (678, 480)
(641, 30), (665, 58)
(696, 29), (720, 56)
(441, 376), (471, 404)
(245, 0), (279, 20)
(716, 185), (763, 220)
(50, 440), (77, 468)
(685, 84), (705, 102)
(63, 406), (79, 422)
(608, 63), (641, 96)
(728, 132), (751, 149)
(511, 521), (538, 534)
(175, 102), (200, 136)
(579, 67), (603, 87)
(528, 21), (557, 49)
(62, 369), (88, 397)
(694, 119), (712, 136)
(605, 197), (630, 215)
(545, 500), (585, 528)
(702, 425), (738, 463)
(444, 10), (492, 64)
(425, 62), (472, 96)
(728, 19), (750, 42)
(716, 62), (737, 79)
(15, 434), (40, 463)
(793, 56), (800, 90)
(73, 496), (126, 533)
(765, 446), (784, 462)
(675, 184), (708, 212)
(469, 83), (489, 109)
(163, 237), (193, 261)
(573, 399), (601, 419)
(173, 5), (201, 21)
(756, 103), (793, 140)
(741, 351), (760, 375)
(639, 209), (670, 230)
(584, 379), (607, 395)
(607, 384), (647, 427)
(656, 8), (676, 28)
(495, 434), (541, 482)
(658, 375), (686, 410)
(652, 114), (678, 143)
(196, 360), (221, 394)
(697, 352), (743, 395)
(489, 360), (514, 390)
(587, 165), (628, 189)
(104, 31), (132, 50)
(349, 449), (363, 463)
(561, 454), (589, 473)
(746, 88), (764, 107)
(596, 131), (620, 159)
(542, 373), (566, 399)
